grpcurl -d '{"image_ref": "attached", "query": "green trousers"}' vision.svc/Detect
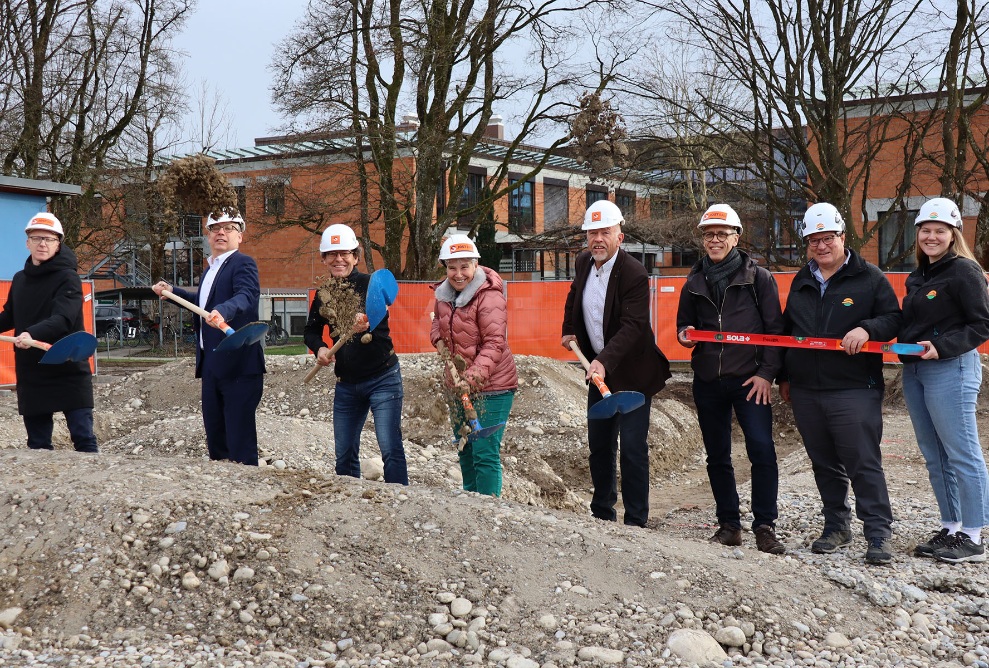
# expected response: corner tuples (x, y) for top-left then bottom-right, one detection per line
(451, 390), (514, 496)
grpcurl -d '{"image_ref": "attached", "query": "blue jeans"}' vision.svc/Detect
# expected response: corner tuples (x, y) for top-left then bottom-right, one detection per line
(692, 375), (778, 529)
(24, 408), (98, 453)
(334, 363), (409, 485)
(902, 350), (989, 528)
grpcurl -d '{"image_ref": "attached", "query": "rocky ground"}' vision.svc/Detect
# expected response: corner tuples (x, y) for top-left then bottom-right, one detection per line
(1, 353), (988, 668)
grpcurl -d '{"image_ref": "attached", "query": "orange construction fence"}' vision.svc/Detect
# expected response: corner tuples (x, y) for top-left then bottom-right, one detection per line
(308, 272), (972, 365)
(0, 280), (96, 386)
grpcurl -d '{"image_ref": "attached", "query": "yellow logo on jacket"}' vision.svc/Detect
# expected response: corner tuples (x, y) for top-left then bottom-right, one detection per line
(841, 298), (854, 307)
(926, 290), (937, 299)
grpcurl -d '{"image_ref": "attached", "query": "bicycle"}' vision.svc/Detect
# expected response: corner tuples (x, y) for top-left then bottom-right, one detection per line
(265, 316), (289, 346)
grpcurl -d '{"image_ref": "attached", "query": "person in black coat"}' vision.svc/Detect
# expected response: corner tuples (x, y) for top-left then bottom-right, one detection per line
(0, 212), (97, 452)
(152, 211), (265, 466)
(561, 200), (671, 528)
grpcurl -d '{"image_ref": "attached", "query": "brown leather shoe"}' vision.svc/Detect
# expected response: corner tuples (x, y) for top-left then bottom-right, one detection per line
(709, 523), (742, 546)
(754, 525), (786, 555)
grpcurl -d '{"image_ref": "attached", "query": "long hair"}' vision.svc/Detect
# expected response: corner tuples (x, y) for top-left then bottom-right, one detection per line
(915, 225), (976, 265)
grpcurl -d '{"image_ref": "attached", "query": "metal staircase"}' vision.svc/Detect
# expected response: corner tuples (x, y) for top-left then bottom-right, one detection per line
(85, 239), (153, 287)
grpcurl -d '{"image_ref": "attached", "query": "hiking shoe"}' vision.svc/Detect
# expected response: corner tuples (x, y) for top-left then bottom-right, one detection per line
(913, 528), (953, 558)
(709, 523), (742, 546)
(934, 534), (987, 563)
(754, 525), (786, 555)
(811, 529), (853, 554)
(865, 537), (893, 565)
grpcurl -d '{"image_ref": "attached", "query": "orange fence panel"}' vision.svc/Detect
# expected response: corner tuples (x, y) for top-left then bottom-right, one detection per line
(506, 281), (571, 360)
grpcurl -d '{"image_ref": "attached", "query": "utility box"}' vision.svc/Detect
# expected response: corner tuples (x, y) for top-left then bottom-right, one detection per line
(0, 175), (82, 279)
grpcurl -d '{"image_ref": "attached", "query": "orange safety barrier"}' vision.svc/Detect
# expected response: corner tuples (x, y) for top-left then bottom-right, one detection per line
(306, 271), (983, 365)
(0, 280), (95, 386)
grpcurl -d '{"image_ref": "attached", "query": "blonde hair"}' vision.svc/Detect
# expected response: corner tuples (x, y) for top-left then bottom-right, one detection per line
(915, 225), (976, 265)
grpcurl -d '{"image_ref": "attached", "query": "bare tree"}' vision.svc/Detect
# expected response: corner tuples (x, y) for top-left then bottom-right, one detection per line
(270, 0), (638, 279)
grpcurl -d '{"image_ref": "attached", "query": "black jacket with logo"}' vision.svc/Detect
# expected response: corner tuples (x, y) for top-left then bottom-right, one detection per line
(676, 251), (784, 383)
(898, 252), (989, 362)
(780, 249), (901, 390)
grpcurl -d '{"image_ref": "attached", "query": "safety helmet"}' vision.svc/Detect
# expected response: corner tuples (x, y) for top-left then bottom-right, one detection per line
(698, 204), (742, 232)
(915, 197), (962, 229)
(800, 202), (845, 238)
(582, 200), (624, 230)
(319, 224), (359, 252)
(438, 234), (480, 261)
(206, 211), (246, 233)
(25, 212), (64, 238)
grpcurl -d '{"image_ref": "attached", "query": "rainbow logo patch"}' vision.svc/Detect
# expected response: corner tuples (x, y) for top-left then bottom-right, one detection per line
(816, 222), (825, 230)
(926, 290), (937, 299)
(841, 298), (854, 307)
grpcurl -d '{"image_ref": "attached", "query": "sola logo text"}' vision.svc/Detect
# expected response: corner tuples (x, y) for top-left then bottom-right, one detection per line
(725, 334), (750, 342)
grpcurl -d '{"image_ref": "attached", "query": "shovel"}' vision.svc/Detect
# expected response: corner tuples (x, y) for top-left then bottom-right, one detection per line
(304, 269), (399, 384)
(160, 289), (268, 353)
(568, 340), (645, 419)
(1, 331), (99, 364)
(437, 341), (505, 443)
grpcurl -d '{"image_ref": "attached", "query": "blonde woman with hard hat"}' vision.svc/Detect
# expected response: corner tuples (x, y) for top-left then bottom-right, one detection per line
(778, 202), (900, 565)
(430, 234), (517, 496)
(0, 212), (97, 452)
(676, 204), (786, 554)
(304, 224), (408, 485)
(560, 200), (671, 528)
(897, 197), (989, 563)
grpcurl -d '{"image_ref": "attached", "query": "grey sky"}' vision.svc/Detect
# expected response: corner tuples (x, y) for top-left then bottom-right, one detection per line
(172, 0), (310, 150)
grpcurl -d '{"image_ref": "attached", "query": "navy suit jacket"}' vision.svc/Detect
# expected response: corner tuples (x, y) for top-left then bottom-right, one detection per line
(172, 251), (265, 380)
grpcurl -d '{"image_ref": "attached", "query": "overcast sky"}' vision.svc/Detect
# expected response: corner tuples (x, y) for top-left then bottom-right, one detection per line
(171, 0), (310, 150)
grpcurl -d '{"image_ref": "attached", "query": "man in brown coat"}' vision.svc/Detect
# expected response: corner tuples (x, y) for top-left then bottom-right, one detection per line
(562, 200), (671, 527)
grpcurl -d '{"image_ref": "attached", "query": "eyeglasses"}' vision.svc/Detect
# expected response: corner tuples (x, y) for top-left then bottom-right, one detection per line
(209, 224), (241, 233)
(807, 234), (839, 247)
(702, 231), (737, 242)
(323, 251), (354, 259)
(28, 236), (59, 245)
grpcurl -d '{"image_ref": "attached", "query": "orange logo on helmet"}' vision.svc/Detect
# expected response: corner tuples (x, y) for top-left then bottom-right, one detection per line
(842, 298), (854, 307)
(816, 222), (825, 230)
(926, 290), (937, 299)
(591, 211), (602, 222)
(31, 217), (54, 227)
(704, 211), (728, 220)
(449, 243), (474, 253)
(330, 235), (341, 244)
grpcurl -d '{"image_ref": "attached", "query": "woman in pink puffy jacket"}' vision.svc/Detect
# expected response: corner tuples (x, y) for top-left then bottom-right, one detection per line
(430, 234), (518, 496)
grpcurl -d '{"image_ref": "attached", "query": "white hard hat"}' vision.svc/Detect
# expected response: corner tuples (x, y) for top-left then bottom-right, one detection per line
(320, 224), (359, 252)
(582, 200), (624, 230)
(698, 204), (742, 232)
(915, 197), (962, 229)
(25, 212), (64, 238)
(439, 234), (480, 261)
(800, 203), (845, 238)
(206, 211), (246, 232)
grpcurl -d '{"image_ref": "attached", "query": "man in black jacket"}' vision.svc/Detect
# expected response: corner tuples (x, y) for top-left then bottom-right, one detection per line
(0, 212), (97, 452)
(779, 203), (901, 566)
(676, 204), (786, 554)
(561, 200), (671, 528)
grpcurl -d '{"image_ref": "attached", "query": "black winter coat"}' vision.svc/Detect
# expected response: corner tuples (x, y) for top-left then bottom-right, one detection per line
(0, 246), (93, 415)
(781, 249), (901, 391)
(676, 251), (784, 383)
(898, 253), (989, 362)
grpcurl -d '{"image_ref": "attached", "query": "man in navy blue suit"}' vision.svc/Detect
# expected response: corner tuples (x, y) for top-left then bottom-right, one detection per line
(152, 211), (265, 465)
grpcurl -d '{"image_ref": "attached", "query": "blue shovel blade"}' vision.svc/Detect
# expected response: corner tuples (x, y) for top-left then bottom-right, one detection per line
(889, 342), (926, 355)
(214, 322), (269, 352)
(40, 332), (98, 364)
(468, 421), (506, 442)
(587, 391), (645, 419)
(366, 269), (399, 331)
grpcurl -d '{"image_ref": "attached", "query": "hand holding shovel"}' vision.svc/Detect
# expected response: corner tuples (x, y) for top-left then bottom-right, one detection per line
(303, 314), (368, 384)
(155, 284), (268, 352)
(567, 340), (645, 419)
(1, 331), (98, 364)
(437, 341), (505, 443)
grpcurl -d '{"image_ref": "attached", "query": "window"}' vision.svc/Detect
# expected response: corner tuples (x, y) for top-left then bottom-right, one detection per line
(879, 209), (918, 271)
(457, 170), (487, 229)
(616, 190), (635, 220)
(235, 186), (247, 217)
(508, 178), (534, 233)
(586, 187), (607, 208)
(264, 183), (285, 216)
(543, 182), (569, 230)
(182, 214), (202, 239)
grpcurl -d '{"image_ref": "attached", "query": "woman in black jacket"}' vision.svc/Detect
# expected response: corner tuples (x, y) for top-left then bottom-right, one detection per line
(899, 198), (989, 564)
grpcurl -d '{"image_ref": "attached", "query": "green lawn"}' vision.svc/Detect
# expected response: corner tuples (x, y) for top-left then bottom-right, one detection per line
(265, 343), (309, 355)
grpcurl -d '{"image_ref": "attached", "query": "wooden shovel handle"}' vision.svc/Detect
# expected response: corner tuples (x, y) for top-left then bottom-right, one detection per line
(0, 334), (51, 352)
(161, 289), (232, 334)
(436, 341), (478, 421)
(567, 340), (612, 398)
(303, 315), (368, 384)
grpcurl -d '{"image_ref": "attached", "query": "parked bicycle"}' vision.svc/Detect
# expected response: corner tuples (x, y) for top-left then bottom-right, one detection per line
(265, 316), (289, 346)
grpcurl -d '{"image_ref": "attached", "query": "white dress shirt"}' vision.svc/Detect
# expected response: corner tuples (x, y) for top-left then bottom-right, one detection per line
(581, 252), (617, 354)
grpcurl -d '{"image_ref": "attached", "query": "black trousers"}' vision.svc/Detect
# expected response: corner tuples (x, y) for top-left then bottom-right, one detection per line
(201, 369), (263, 466)
(587, 385), (652, 527)
(790, 386), (893, 540)
(24, 408), (98, 452)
